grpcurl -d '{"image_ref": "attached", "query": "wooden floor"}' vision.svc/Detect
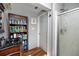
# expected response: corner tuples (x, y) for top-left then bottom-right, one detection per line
(21, 47), (47, 56)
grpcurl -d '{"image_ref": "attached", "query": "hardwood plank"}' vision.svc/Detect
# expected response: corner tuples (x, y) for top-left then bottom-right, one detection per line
(21, 47), (47, 56)
(0, 45), (20, 56)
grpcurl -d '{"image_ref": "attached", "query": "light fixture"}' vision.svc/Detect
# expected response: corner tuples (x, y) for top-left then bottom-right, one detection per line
(34, 6), (38, 10)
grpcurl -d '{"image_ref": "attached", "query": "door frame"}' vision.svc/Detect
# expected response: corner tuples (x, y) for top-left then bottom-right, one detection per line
(37, 12), (50, 55)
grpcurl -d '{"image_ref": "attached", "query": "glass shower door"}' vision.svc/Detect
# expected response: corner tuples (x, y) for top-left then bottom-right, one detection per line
(58, 9), (79, 56)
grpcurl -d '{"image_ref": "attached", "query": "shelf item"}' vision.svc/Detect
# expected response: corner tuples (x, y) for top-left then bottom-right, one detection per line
(10, 34), (27, 40)
(9, 16), (27, 25)
(10, 26), (27, 33)
(0, 14), (2, 30)
(8, 13), (28, 51)
(22, 40), (28, 51)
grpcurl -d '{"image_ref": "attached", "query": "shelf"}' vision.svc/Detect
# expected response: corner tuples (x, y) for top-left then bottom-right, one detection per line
(10, 37), (27, 39)
(10, 24), (27, 26)
(10, 32), (27, 34)
(22, 39), (28, 40)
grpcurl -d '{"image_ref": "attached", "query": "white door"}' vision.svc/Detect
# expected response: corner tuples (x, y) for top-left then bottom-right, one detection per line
(58, 10), (79, 56)
(39, 13), (48, 52)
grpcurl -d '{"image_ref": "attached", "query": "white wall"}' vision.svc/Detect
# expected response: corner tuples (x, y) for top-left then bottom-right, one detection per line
(9, 3), (38, 17)
(63, 3), (79, 11)
(55, 3), (64, 13)
(56, 3), (79, 13)
(39, 3), (52, 10)
(28, 17), (38, 50)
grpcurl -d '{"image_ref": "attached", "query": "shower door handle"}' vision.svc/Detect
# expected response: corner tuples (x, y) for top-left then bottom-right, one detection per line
(60, 28), (67, 34)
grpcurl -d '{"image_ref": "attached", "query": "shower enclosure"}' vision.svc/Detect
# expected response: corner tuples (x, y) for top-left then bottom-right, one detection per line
(58, 3), (79, 56)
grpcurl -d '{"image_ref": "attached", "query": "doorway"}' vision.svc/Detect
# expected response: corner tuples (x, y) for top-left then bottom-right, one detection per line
(39, 13), (48, 53)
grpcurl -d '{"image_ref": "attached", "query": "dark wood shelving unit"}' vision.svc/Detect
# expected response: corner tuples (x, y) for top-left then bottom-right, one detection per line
(8, 13), (28, 52)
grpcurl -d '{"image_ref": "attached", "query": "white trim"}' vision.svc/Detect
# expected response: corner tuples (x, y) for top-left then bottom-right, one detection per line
(51, 3), (58, 56)
(47, 11), (51, 56)
(37, 16), (40, 47)
(53, 10), (58, 56)
(58, 7), (79, 16)
(39, 12), (48, 17)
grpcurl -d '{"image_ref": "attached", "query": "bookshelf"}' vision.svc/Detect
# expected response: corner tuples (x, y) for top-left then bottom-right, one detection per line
(8, 13), (28, 51)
